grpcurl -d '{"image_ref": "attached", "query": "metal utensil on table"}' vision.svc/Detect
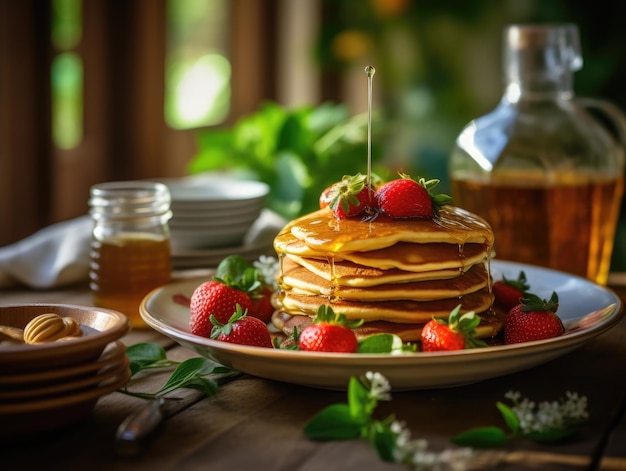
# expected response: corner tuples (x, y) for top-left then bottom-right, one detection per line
(115, 396), (166, 456)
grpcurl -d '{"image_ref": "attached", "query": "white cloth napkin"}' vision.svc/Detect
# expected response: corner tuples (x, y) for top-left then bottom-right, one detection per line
(0, 216), (92, 289)
(0, 209), (287, 289)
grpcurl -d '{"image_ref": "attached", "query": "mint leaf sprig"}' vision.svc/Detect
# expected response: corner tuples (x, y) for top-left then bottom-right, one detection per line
(452, 390), (589, 447)
(119, 342), (238, 399)
(304, 372), (474, 469)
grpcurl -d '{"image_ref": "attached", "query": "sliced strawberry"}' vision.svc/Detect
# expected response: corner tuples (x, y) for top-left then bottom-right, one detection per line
(421, 305), (486, 352)
(504, 292), (563, 344)
(210, 304), (273, 348)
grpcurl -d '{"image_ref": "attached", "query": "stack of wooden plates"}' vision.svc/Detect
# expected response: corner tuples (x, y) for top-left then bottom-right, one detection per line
(0, 304), (131, 437)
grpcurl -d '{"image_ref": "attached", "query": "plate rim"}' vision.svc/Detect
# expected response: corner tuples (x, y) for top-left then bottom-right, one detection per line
(140, 260), (624, 388)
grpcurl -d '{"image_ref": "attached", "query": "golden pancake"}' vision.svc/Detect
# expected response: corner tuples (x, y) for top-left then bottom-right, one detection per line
(277, 206), (494, 254)
(271, 309), (505, 342)
(276, 231), (490, 273)
(281, 262), (490, 301)
(340, 242), (490, 271)
(284, 254), (481, 287)
(276, 288), (494, 324)
(272, 201), (500, 342)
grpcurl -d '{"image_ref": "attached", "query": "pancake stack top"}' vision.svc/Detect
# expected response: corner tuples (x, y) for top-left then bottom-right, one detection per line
(272, 205), (503, 342)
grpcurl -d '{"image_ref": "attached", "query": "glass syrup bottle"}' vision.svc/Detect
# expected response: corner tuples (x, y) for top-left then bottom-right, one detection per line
(449, 23), (625, 285)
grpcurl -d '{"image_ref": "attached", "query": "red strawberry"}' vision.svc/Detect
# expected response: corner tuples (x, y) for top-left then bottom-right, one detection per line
(421, 305), (486, 352)
(326, 173), (374, 219)
(249, 285), (275, 324)
(504, 292), (564, 344)
(374, 174), (452, 219)
(210, 305), (273, 348)
(298, 305), (363, 353)
(189, 280), (253, 338)
(493, 271), (530, 311)
(319, 184), (334, 209)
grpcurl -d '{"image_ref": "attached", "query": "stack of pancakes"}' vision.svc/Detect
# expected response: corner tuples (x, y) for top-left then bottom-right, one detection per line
(272, 205), (503, 342)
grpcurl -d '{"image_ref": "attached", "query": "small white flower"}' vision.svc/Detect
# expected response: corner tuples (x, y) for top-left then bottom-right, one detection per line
(253, 255), (279, 288)
(365, 371), (392, 401)
(506, 390), (589, 434)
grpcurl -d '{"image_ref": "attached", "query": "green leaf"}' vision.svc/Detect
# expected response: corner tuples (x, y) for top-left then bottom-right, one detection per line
(451, 426), (508, 448)
(369, 421), (398, 462)
(215, 255), (253, 280)
(496, 401), (520, 433)
(156, 357), (230, 397)
(303, 403), (366, 440)
(188, 129), (233, 174)
(276, 108), (314, 156)
(348, 376), (376, 419)
(527, 427), (578, 443)
(214, 255), (262, 293)
(357, 333), (416, 354)
(126, 342), (172, 375)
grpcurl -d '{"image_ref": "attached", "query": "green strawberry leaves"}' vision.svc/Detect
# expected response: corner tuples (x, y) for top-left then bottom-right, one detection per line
(416, 176), (453, 213)
(328, 173), (368, 214)
(433, 304), (487, 349)
(209, 303), (247, 339)
(520, 291), (559, 313)
(502, 270), (530, 292)
(313, 305), (364, 329)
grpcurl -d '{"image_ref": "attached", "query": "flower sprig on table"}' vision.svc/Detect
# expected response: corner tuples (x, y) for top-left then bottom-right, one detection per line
(304, 372), (590, 470)
(452, 390), (589, 447)
(304, 371), (475, 469)
(119, 342), (238, 399)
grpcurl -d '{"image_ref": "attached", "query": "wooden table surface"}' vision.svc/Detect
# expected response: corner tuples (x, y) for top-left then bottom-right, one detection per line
(1, 280), (626, 471)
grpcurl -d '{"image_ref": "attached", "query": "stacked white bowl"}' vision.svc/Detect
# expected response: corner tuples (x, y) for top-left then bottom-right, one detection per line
(164, 176), (270, 251)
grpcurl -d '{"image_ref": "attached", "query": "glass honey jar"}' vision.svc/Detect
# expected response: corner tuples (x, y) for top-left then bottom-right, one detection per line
(89, 181), (172, 327)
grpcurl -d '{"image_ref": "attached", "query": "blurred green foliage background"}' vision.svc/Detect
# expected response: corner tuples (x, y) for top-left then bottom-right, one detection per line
(191, 0), (626, 270)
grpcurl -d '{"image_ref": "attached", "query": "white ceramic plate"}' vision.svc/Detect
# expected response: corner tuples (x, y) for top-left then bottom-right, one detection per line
(140, 261), (623, 390)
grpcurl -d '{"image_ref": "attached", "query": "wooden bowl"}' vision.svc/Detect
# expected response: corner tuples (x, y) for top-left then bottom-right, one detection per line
(0, 304), (130, 373)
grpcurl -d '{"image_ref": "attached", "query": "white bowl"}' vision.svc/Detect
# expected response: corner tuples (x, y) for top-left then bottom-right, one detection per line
(165, 177), (269, 205)
(170, 226), (251, 249)
(170, 203), (265, 222)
